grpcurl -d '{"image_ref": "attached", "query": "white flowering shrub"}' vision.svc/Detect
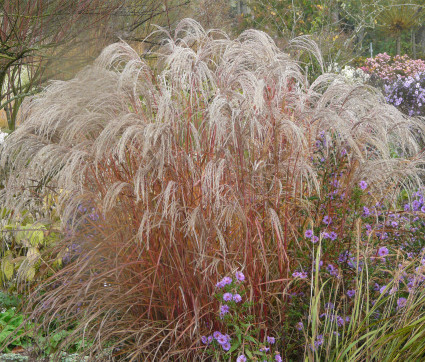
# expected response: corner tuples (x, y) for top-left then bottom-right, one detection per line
(0, 131), (7, 145)
(329, 63), (370, 84)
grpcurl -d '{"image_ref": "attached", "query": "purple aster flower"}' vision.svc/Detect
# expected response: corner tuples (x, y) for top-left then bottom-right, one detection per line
(322, 231), (330, 239)
(305, 229), (313, 238)
(216, 333), (231, 345)
(311, 235), (319, 243)
(216, 276), (232, 288)
(374, 283), (380, 291)
(327, 264), (338, 276)
(267, 336), (276, 344)
(259, 347), (270, 352)
(380, 232), (388, 241)
(330, 231), (338, 241)
(292, 271), (308, 279)
(222, 342), (231, 351)
(213, 331), (222, 339)
(220, 305), (230, 316)
(208, 336), (213, 343)
(359, 180), (368, 190)
(337, 316), (345, 327)
(332, 179), (340, 188)
(315, 334), (324, 347)
(223, 293), (233, 301)
(397, 297), (407, 309)
(275, 354), (283, 362)
(201, 336), (208, 344)
(323, 215), (332, 224)
(237, 356), (247, 362)
(233, 293), (242, 303)
(363, 206), (371, 217)
(378, 246), (389, 257)
(325, 302), (334, 310)
(380, 285), (387, 295)
(347, 289), (356, 298)
(412, 200), (421, 211)
(296, 321), (304, 331)
(235, 271), (245, 282)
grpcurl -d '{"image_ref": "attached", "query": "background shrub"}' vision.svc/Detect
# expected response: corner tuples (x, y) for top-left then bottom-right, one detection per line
(384, 73), (425, 117)
(362, 53), (425, 82)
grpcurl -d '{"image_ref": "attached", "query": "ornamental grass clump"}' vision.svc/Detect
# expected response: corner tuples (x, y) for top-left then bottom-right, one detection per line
(1, 19), (425, 359)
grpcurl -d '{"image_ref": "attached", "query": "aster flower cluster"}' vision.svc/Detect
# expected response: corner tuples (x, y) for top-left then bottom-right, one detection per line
(201, 331), (231, 351)
(204, 129), (424, 359)
(356, 53), (425, 117)
(236, 336), (282, 362)
(201, 271), (282, 361)
(285, 137), (425, 356)
(291, 137), (371, 285)
(384, 73), (425, 116)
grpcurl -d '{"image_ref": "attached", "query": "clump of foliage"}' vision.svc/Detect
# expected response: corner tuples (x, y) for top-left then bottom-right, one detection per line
(361, 53), (425, 82)
(282, 181), (425, 359)
(359, 53), (425, 117)
(1, 19), (425, 360)
(200, 271), (283, 361)
(0, 205), (63, 292)
(384, 73), (425, 116)
(328, 63), (370, 84)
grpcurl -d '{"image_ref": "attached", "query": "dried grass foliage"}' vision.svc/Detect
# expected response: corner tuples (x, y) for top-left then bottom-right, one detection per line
(1, 19), (425, 359)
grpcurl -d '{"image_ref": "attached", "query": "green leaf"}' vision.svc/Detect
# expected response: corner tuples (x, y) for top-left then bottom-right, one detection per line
(52, 257), (62, 269)
(26, 247), (40, 262)
(240, 322), (253, 329)
(245, 349), (253, 359)
(1, 258), (14, 280)
(228, 339), (241, 354)
(244, 334), (258, 343)
(15, 224), (45, 247)
(28, 225), (45, 246)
